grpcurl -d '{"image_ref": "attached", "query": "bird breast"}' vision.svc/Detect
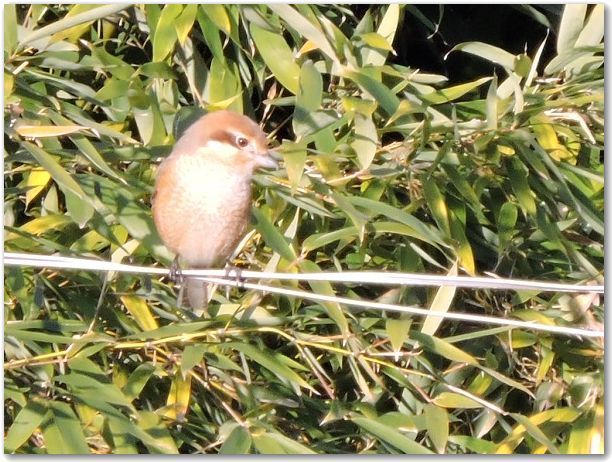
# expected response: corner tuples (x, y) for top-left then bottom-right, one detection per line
(152, 151), (253, 268)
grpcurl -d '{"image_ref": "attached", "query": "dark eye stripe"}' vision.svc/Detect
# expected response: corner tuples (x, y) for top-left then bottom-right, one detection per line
(209, 130), (250, 149)
(209, 130), (236, 147)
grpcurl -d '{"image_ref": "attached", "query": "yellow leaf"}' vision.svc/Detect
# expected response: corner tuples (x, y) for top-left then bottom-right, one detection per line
(202, 4), (231, 33)
(421, 261), (458, 336)
(161, 373), (192, 421)
(25, 168), (51, 208)
(530, 114), (573, 161)
(50, 4), (98, 43)
(120, 295), (158, 331)
(5, 214), (72, 241)
(449, 211), (475, 275)
(16, 124), (88, 138)
(433, 392), (483, 409)
(296, 39), (319, 58)
(4, 72), (14, 99)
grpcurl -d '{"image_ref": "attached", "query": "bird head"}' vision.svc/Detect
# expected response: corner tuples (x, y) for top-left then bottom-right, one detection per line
(175, 110), (278, 171)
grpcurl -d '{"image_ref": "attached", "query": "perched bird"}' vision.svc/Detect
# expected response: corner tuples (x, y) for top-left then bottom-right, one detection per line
(152, 110), (278, 311)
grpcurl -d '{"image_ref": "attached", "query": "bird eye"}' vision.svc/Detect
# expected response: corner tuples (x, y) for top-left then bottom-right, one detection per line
(236, 136), (249, 148)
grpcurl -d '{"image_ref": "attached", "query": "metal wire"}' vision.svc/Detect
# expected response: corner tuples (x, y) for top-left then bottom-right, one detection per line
(4, 252), (604, 293)
(4, 252), (604, 339)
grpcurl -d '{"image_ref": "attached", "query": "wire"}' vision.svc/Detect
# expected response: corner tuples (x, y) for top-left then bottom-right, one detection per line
(197, 276), (603, 339)
(4, 252), (604, 293)
(4, 252), (604, 339)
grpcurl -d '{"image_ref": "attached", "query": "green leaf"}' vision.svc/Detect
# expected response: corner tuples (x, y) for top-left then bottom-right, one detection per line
(411, 331), (479, 365)
(507, 156), (536, 216)
(268, 4), (339, 64)
(201, 4), (231, 34)
(432, 392), (483, 409)
(449, 41), (516, 71)
(351, 112), (378, 169)
(250, 23), (300, 94)
(575, 4), (604, 47)
(174, 4), (198, 45)
(298, 259), (349, 335)
(252, 207), (297, 262)
(107, 417), (139, 454)
(293, 60), (323, 138)
(196, 8), (225, 63)
(497, 202), (518, 249)
(68, 134), (125, 182)
(152, 4), (182, 62)
(252, 432), (288, 454)
(258, 431), (317, 454)
(424, 404), (449, 453)
(5, 398), (48, 453)
(348, 196), (446, 247)
(18, 4), (130, 51)
(136, 411), (180, 454)
(557, 4), (588, 54)
(477, 365), (535, 398)
(282, 140), (308, 190)
(359, 32), (394, 51)
(223, 342), (315, 394)
(386, 318), (412, 353)
(511, 413), (560, 454)
(343, 69), (400, 116)
(331, 191), (369, 243)
(422, 77), (492, 105)
(449, 209), (475, 275)
(123, 363), (157, 401)
(449, 435), (497, 454)
(208, 56), (242, 112)
(352, 415), (434, 454)
(45, 401), (90, 454)
(180, 344), (207, 375)
(22, 141), (87, 200)
(486, 73), (498, 130)
(40, 411), (64, 454)
(64, 189), (94, 228)
(422, 179), (451, 237)
(220, 425), (252, 454)
(4, 3), (17, 55)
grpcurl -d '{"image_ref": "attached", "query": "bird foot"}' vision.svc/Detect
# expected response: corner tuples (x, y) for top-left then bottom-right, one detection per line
(224, 264), (245, 298)
(169, 257), (184, 285)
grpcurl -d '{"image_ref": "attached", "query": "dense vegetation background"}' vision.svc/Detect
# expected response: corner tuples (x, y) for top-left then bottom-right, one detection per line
(4, 4), (604, 454)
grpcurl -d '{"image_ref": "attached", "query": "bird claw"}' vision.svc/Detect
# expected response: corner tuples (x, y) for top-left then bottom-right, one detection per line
(169, 257), (184, 284)
(224, 265), (245, 298)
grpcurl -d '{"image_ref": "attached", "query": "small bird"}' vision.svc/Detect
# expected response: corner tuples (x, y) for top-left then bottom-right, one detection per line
(152, 110), (278, 311)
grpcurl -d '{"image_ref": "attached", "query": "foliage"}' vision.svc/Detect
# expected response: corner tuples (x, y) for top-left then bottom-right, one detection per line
(4, 4), (603, 454)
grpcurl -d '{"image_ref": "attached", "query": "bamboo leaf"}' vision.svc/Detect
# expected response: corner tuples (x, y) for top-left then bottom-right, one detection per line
(449, 42), (516, 70)
(557, 4), (588, 54)
(120, 295), (159, 331)
(250, 23), (300, 94)
(421, 261), (458, 336)
(425, 404), (449, 453)
(220, 425), (252, 454)
(22, 141), (87, 200)
(152, 4), (182, 62)
(352, 415), (434, 454)
(4, 398), (48, 453)
(18, 4), (130, 50)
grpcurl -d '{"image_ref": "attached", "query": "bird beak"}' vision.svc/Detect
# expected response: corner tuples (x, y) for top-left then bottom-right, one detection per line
(255, 149), (280, 169)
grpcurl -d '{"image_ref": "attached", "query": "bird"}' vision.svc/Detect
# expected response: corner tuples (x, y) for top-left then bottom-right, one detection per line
(152, 110), (278, 312)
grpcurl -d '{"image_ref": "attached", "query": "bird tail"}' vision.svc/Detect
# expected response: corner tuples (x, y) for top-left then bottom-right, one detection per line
(184, 278), (217, 315)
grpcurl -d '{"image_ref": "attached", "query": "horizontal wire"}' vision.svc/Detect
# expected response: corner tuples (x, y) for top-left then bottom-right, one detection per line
(196, 276), (603, 339)
(4, 252), (604, 293)
(3, 252), (603, 339)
